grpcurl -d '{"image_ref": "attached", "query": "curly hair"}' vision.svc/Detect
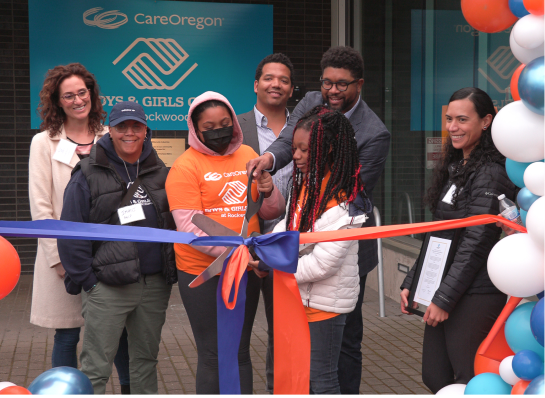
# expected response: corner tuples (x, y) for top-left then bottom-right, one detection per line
(254, 53), (295, 86)
(37, 63), (106, 137)
(286, 105), (364, 232)
(320, 46), (364, 79)
(424, 87), (505, 213)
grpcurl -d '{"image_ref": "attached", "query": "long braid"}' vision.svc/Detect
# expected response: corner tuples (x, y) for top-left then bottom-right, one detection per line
(287, 105), (364, 232)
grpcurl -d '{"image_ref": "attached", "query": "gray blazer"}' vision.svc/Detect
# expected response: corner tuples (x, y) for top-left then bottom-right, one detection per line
(237, 110), (261, 155)
(265, 91), (391, 275)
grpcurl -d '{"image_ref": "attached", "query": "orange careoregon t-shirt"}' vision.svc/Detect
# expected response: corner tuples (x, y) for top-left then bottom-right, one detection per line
(292, 172), (345, 323)
(166, 145), (260, 275)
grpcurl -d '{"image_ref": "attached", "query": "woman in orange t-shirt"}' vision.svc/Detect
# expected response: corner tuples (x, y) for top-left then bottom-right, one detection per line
(271, 105), (368, 394)
(165, 91), (284, 394)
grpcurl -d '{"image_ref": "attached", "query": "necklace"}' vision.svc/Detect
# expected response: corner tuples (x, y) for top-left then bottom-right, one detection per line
(121, 157), (139, 188)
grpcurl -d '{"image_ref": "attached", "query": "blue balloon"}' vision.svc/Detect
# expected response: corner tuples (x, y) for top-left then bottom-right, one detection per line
(530, 298), (544, 346)
(513, 350), (544, 380)
(28, 366), (93, 395)
(521, 209), (528, 226)
(538, 291), (544, 300)
(525, 374), (544, 395)
(517, 188), (541, 211)
(506, 159), (533, 188)
(509, 0), (530, 17)
(464, 373), (511, 394)
(505, 302), (545, 361)
(519, 57), (544, 115)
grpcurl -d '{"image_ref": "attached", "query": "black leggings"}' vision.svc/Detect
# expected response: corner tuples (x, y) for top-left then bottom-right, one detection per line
(421, 293), (507, 393)
(177, 269), (261, 394)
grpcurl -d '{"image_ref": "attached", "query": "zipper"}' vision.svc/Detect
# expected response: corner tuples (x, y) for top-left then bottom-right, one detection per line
(306, 283), (313, 307)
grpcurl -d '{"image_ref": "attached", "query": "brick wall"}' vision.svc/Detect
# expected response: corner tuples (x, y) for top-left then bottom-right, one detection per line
(0, 0), (331, 274)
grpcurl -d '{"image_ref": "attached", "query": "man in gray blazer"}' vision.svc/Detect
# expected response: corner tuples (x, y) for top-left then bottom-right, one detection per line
(247, 46), (391, 394)
(237, 53), (295, 394)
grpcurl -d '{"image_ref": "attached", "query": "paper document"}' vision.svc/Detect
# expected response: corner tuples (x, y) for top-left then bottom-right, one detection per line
(414, 236), (452, 306)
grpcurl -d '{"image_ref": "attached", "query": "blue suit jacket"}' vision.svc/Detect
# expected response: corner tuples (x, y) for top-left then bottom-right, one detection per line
(265, 91), (391, 275)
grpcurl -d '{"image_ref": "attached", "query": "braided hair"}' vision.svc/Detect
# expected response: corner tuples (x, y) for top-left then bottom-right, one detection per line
(286, 105), (364, 232)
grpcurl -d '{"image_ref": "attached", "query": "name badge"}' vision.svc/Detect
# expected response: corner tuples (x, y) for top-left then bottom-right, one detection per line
(118, 204), (146, 225)
(442, 184), (456, 205)
(52, 139), (77, 165)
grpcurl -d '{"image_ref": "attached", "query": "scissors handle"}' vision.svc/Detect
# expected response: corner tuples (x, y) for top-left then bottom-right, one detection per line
(246, 167), (264, 222)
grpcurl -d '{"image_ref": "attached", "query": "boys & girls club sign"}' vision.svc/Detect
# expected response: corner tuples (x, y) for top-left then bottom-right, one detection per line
(29, 0), (273, 130)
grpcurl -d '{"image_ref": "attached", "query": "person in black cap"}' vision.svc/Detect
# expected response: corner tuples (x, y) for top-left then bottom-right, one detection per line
(58, 101), (177, 394)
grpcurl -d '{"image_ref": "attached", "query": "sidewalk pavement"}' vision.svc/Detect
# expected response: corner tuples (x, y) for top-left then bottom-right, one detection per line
(0, 276), (431, 394)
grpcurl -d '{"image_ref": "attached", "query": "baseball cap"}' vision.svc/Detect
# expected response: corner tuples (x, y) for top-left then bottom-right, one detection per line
(109, 101), (147, 127)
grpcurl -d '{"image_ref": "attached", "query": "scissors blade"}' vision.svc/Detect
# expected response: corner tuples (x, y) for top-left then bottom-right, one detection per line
(240, 217), (249, 239)
(192, 213), (238, 237)
(189, 249), (231, 288)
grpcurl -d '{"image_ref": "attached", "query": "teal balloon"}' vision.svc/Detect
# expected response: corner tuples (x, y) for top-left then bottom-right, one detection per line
(506, 159), (532, 188)
(525, 374), (544, 395)
(520, 209), (528, 226)
(28, 366), (94, 395)
(519, 57), (544, 115)
(464, 373), (511, 394)
(517, 188), (541, 211)
(505, 302), (545, 361)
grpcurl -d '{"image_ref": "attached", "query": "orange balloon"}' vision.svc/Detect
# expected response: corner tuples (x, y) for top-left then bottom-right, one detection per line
(461, 0), (518, 33)
(510, 64), (526, 101)
(511, 379), (531, 394)
(523, 0), (544, 15)
(0, 386), (31, 394)
(0, 236), (20, 301)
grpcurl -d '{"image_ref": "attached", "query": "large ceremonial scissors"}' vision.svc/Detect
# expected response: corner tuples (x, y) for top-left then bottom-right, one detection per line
(188, 169), (264, 288)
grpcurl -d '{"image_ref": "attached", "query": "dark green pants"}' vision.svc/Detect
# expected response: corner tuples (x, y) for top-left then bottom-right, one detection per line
(81, 274), (172, 394)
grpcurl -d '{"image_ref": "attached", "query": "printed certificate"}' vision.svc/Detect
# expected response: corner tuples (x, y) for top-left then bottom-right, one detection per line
(413, 237), (452, 306)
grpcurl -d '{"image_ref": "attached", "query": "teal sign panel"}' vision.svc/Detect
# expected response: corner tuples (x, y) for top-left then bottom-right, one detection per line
(29, 0), (273, 130)
(411, 10), (518, 131)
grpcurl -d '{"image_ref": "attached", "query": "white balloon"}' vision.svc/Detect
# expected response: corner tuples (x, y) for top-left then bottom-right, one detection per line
(491, 101), (544, 162)
(436, 383), (466, 395)
(513, 15), (545, 50)
(526, 196), (545, 249)
(0, 382), (16, 391)
(488, 233), (544, 297)
(524, 162), (545, 197)
(510, 28), (544, 64)
(499, 356), (521, 385)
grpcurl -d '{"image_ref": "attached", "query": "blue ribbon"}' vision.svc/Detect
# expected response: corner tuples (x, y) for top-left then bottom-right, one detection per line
(0, 219), (300, 395)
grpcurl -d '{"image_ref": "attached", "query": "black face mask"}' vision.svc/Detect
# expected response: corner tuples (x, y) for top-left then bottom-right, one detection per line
(201, 126), (234, 154)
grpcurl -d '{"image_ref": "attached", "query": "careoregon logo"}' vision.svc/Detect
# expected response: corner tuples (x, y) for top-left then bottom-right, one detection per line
(83, 7), (128, 29)
(113, 38), (198, 90)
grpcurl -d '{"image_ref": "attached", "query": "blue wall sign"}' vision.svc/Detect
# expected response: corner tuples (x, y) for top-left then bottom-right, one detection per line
(29, 0), (273, 130)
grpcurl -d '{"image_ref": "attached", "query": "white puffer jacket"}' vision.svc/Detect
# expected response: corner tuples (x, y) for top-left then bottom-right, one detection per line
(272, 203), (367, 314)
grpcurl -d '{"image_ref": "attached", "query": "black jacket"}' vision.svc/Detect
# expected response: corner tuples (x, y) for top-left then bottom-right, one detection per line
(59, 132), (177, 294)
(401, 160), (517, 312)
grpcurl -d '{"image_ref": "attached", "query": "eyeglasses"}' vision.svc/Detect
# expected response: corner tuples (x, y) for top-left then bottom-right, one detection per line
(113, 123), (146, 134)
(320, 78), (359, 92)
(60, 88), (90, 103)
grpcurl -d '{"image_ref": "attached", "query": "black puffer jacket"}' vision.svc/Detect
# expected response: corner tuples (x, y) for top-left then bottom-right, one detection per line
(401, 160), (517, 313)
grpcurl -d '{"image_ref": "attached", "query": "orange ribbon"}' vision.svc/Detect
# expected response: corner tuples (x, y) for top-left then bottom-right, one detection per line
(218, 215), (525, 394)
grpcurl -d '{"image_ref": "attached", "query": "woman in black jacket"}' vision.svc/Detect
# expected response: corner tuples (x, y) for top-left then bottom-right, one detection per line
(399, 88), (517, 393)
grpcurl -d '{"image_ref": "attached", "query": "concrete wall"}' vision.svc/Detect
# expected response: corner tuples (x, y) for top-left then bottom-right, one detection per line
(365, 236), (422, 302)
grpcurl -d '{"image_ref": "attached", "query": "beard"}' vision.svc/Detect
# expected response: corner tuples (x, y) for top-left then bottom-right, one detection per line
(322, 92), (357, 113)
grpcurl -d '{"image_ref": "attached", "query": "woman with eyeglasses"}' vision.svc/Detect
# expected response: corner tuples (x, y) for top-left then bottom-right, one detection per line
(29, 63), (130, 393)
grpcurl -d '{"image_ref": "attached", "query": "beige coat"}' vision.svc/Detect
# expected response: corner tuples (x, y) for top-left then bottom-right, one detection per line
(29, 127), (105, 328)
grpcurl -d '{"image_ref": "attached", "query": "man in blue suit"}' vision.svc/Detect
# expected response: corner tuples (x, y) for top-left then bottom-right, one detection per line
(247, 46), (391, 393)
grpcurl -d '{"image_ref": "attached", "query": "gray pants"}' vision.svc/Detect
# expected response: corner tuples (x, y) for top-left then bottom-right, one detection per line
(81, 273), (172, 394)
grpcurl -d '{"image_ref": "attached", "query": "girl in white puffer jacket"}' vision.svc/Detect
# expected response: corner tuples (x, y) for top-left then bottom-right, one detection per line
(272, 106), (368, 394)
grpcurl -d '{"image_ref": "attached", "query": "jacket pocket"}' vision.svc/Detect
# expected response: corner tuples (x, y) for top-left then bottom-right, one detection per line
(92, 241), (141, 286)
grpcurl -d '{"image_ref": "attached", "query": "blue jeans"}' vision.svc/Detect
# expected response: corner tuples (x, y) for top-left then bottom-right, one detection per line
(308, 313), (347, 394)
(52, 327), (131, 386)
(337, 274), (367, 393)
